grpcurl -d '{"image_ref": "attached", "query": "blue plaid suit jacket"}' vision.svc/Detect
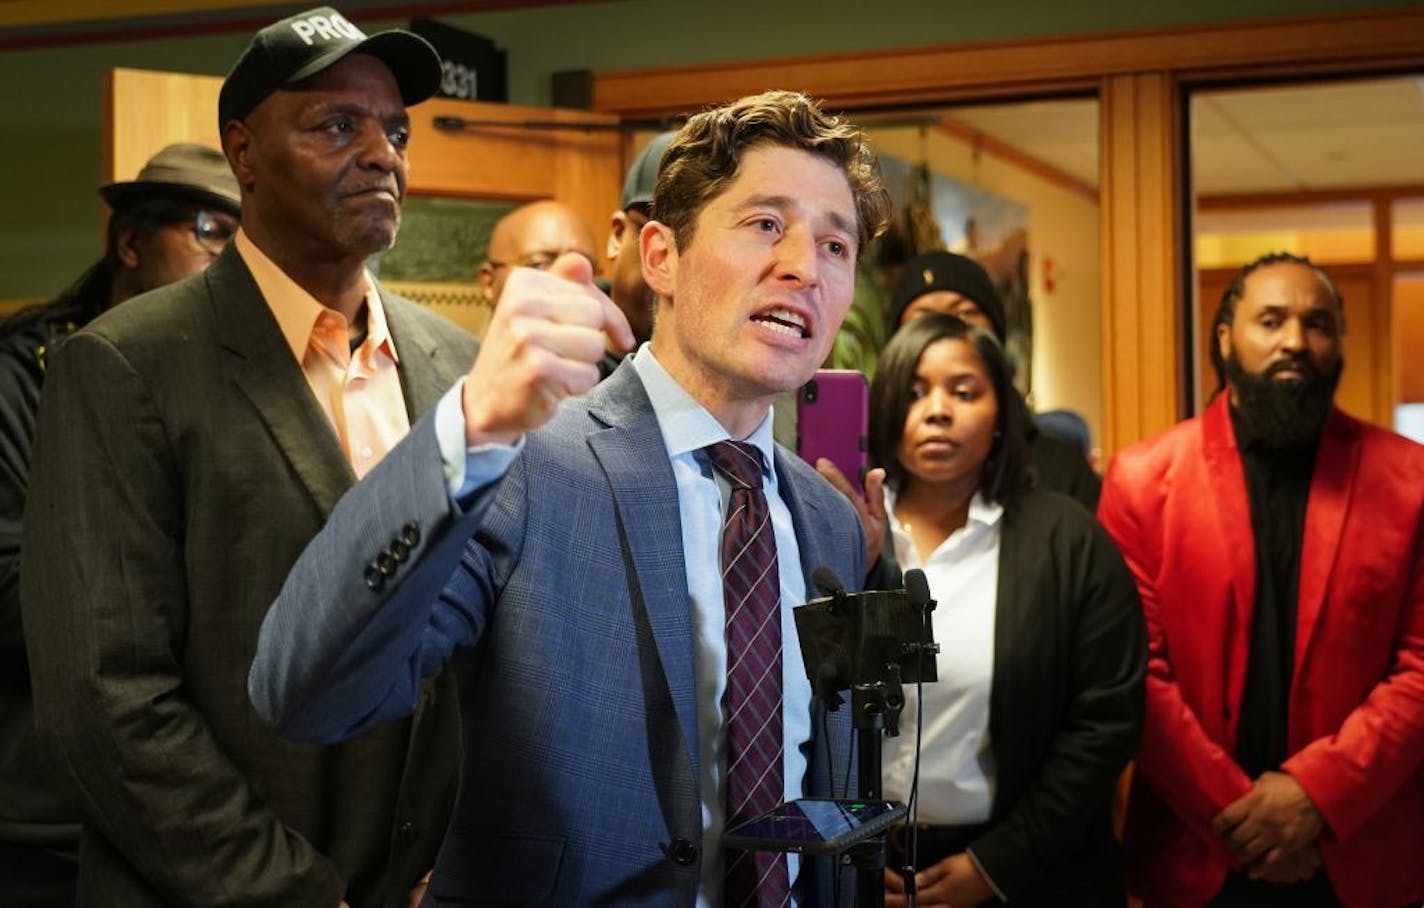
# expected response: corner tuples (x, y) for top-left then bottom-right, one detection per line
(252, 363), (865, 905)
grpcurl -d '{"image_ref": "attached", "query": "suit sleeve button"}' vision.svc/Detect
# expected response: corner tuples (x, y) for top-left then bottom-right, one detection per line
(400, 522), (421, 547)
(363, 564), (385, 592)
(667, 838), (698, 866)
(376, 551), (397, 576)
(391, 539), (410, 562)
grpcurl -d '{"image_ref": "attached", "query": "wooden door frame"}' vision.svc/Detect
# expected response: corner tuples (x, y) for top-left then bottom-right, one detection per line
(587, 6), (1424, 453)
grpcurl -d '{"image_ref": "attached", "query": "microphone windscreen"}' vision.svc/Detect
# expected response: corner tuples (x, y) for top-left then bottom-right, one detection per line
(904, 568), (931, 608)
(811, 564), (845, 598)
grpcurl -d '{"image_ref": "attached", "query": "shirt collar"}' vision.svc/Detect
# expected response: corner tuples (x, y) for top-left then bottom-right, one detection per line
(884, 486), (1005, 532)
(630, 344), (776, 474)
(234, 229), (397, 364)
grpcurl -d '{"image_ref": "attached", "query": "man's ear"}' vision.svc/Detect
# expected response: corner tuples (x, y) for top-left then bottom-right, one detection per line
(607, 211), (629, 260)
(640, 221), (677, 299)
(1216, 319), (1232, 364)
(476, 261), (497, 306)
(222, 119), (256, 191)
(113, 224), (144, 270)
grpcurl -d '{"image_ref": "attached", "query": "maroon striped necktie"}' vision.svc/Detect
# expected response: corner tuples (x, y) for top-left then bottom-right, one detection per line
(706, 440), (790, 908)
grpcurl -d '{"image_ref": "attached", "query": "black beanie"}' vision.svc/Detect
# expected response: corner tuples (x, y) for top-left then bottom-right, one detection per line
(889, 250), (1007, 343)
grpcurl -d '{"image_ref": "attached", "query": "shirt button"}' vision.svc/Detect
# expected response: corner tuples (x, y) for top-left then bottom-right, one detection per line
(360, 446), (374, 459)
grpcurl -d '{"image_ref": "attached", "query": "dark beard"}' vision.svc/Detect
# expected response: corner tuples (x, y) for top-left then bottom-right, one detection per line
(1224, 352), (1342, 450)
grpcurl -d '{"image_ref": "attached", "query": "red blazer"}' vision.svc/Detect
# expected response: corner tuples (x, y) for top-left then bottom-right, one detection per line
(1098, 395), (1424, 908)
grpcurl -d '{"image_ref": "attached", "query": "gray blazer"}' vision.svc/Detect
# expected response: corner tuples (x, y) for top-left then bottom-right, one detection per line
(22, 247), (477, 906)
(252, 363), (867, 905)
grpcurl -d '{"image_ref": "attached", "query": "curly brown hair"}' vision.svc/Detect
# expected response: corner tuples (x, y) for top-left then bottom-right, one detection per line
(651, 90), (889, 256)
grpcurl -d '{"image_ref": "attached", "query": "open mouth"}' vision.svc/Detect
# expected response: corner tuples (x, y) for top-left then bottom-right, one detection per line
(751, 307), (809, 339)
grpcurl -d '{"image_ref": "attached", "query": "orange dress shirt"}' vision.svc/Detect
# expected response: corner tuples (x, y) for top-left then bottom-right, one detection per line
(235, 230), (409, 478)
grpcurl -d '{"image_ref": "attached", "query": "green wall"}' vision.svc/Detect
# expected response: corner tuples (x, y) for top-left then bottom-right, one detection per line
(1, 0), (1416, 300)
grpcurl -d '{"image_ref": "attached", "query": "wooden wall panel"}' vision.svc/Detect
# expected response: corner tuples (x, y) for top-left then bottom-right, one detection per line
(104, 69), (620, 280)
(1398, 276), (1424, 404)
(592, 8), (1424, 119)
(106, 68), (222, 184)
(1100, 72), (1183, 452)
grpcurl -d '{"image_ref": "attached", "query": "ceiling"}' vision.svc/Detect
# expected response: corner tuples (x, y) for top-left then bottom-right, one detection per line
(903, 74), (1424, 197)
(1192, 77), (1424, 194)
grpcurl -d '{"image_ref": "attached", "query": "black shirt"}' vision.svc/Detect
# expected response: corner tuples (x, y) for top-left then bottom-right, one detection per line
(1231, 406), (1317, 778)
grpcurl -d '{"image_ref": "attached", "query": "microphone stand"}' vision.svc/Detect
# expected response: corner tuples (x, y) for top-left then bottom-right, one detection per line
(846, 666), (905, 908)
(788, 571), (937, 908)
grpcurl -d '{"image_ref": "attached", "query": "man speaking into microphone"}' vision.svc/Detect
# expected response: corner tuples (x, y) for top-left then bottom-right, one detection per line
(251, 90), (891, 905)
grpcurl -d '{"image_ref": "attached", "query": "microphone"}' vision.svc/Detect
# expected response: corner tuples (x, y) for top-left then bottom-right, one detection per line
(901, 568), (940, 664)
(904, 568), (931, 612)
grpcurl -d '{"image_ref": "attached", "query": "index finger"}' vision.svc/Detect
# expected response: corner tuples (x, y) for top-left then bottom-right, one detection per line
(863, 468), (887, 518)
(1212, 796), (1250, 836)
(546, 251), (634, 352)
(815, 459), (868, 512)
(598, 291), (635, 354)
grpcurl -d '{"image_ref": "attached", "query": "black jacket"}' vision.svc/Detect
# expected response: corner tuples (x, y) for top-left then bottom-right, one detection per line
(0, 316), (82, 852)
(872, 489), (1144, 905)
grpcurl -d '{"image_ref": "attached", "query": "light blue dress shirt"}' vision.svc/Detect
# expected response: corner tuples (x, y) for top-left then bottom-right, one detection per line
(631, 348), (812, 907)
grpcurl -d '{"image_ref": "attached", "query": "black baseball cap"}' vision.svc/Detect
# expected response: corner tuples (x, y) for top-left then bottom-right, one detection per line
(218, 6), (442, 128)
(100, 143), (241, 215)
(620, 131), (677, 211)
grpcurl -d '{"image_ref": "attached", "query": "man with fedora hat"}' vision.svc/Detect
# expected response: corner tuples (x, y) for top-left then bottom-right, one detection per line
(22, 7), (477, 905)
(889, 249), (1101, 510)
(0, 141), (238, 907)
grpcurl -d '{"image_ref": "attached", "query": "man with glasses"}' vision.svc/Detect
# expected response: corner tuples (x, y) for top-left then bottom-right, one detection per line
(0, 141), (238, 906)
(21, 7), (477, 905)
(476, 199), (598, 308)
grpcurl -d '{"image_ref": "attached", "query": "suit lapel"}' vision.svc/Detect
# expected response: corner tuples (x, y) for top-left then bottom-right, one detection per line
(209, 249), (355, 518)
(1201, 395), (1261, 715)
(774, 450), (830, 589)
(585, 368), (701, 775)
(1203, 396), (1257, 663)
(1294, 409), (1359, 673)
(382, 286), (456, 421)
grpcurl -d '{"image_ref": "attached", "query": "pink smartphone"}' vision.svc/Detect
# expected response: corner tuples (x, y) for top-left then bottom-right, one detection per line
(795, 369), (869, 495)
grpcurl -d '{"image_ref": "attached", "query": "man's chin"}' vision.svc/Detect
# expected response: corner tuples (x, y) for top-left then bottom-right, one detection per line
(344, 223), (399, 259)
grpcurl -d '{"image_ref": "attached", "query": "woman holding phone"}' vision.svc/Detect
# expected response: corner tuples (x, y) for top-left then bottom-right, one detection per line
(861, 313), (1146, 907)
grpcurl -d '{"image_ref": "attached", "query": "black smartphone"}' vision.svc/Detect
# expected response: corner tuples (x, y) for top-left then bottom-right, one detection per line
(723, 798), (907, 855)
(796, 370), (869, 495)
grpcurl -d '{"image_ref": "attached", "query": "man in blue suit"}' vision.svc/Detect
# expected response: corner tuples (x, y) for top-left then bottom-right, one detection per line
(251, 90), (891, 906)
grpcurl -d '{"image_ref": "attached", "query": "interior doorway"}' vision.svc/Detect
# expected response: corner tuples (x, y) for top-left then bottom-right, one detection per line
(1186, 73), (1424, 437)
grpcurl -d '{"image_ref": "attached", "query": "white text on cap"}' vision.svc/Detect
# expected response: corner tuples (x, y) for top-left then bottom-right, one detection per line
(289, 11), (364, 46)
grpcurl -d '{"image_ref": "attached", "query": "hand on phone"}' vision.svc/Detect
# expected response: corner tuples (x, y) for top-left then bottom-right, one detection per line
(817, 461), (887, 570)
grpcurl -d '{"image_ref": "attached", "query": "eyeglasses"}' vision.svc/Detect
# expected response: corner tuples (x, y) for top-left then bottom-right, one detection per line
(188, 210), (239, 256)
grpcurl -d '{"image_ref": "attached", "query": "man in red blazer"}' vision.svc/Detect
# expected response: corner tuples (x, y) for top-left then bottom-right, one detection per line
(1098, 252), (1424, 908)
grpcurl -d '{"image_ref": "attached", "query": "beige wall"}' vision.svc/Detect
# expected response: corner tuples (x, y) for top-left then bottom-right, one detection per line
(870, 125), (1104, 449)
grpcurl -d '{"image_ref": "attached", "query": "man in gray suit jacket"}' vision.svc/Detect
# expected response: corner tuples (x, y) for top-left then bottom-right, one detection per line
(22, 8), (477, 906)
(252, 90), (892, 905)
